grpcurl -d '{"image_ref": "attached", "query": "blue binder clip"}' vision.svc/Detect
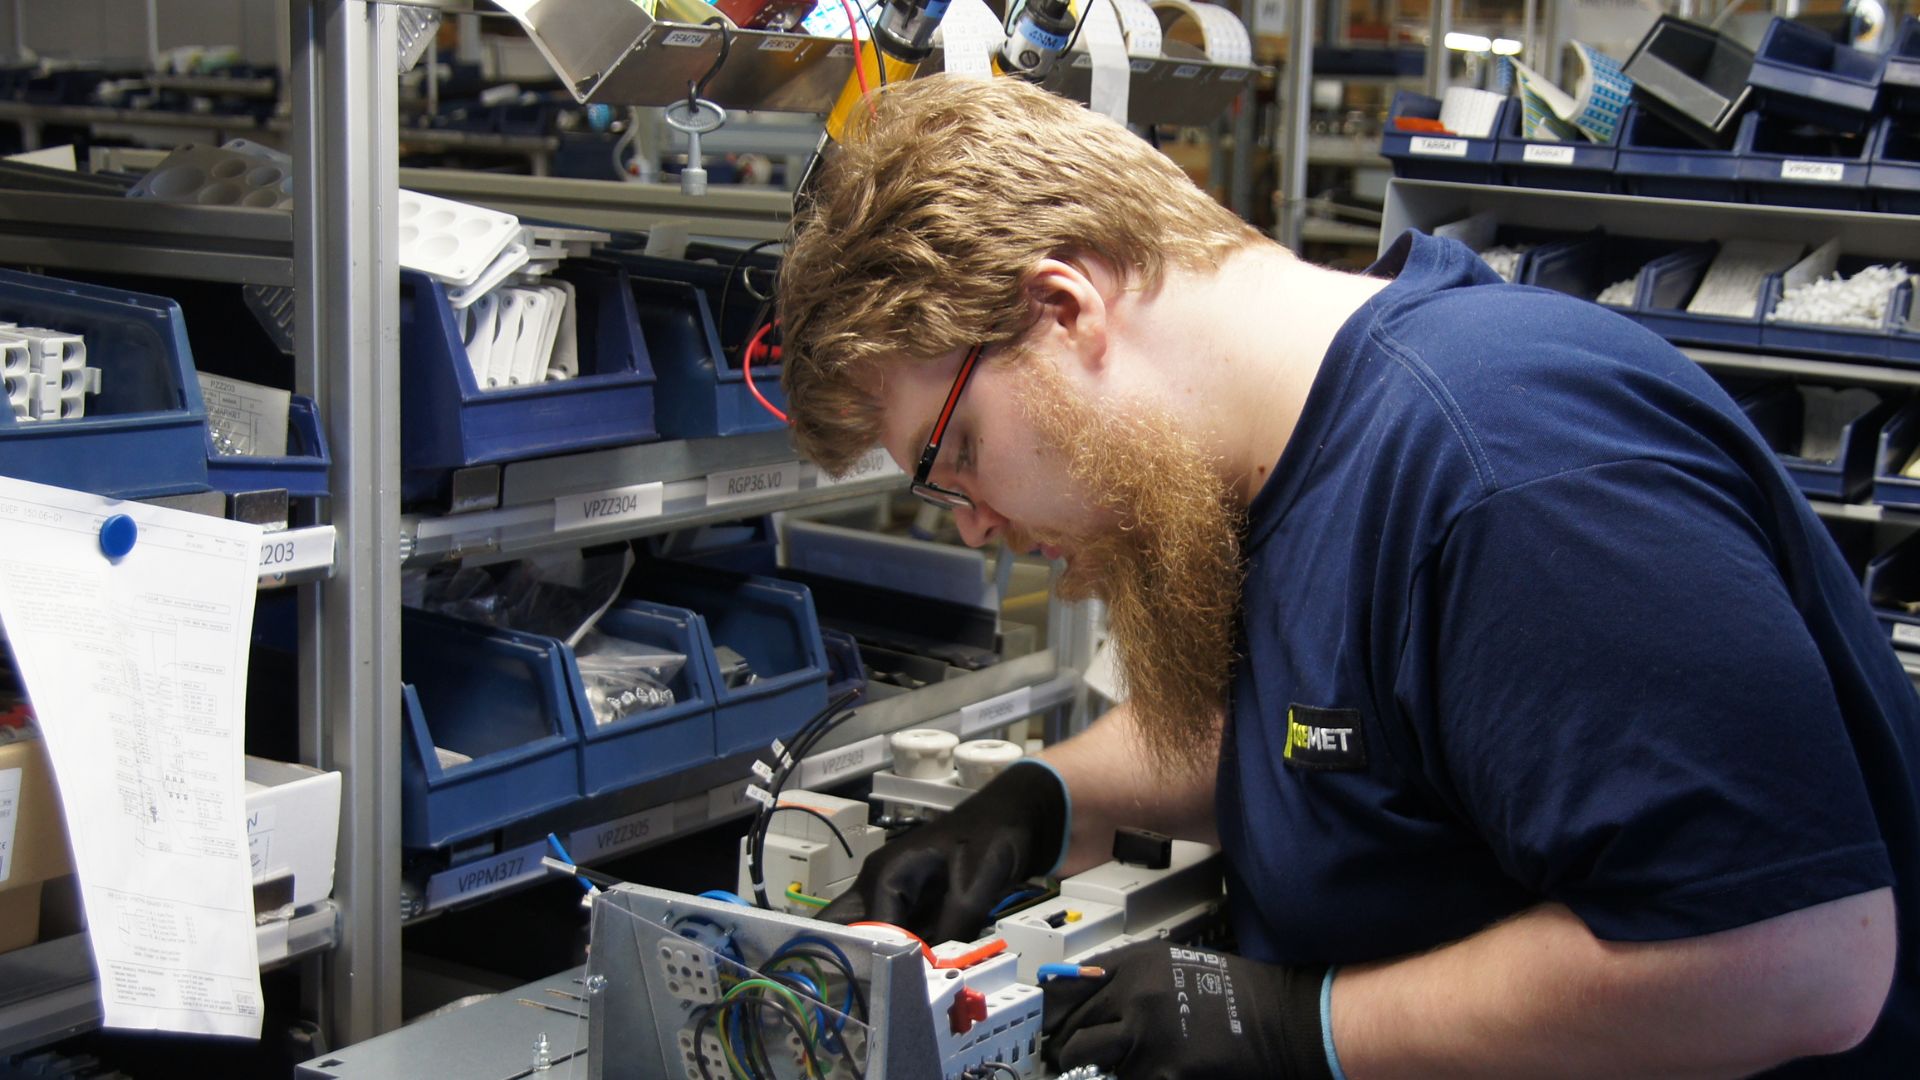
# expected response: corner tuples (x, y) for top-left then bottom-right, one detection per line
(98, 513), (137, 562)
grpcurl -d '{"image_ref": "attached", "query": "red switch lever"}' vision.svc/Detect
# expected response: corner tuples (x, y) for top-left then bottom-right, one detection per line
(948, 987), (988, 1035)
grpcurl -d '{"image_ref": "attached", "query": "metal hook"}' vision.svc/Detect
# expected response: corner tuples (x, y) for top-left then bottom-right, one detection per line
(690, 16), (732, 108)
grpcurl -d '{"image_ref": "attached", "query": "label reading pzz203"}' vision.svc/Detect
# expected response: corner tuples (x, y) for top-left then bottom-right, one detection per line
(707, 461), (798, 507)
(554, 481), (664, 532)
(260, 539), (298, 567)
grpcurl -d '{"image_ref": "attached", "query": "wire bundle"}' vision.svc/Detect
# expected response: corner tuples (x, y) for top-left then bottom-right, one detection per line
(687, 930), (871, 1080)
(745, 689), (865, 908)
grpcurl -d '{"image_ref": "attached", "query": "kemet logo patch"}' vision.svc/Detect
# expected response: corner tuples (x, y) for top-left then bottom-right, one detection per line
(1282, 705), (1368, 771)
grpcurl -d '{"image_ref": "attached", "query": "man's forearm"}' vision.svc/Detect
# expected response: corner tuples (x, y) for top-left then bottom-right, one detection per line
(1037, 701), (1220, 874)
(1330, 890), (1896, 1079)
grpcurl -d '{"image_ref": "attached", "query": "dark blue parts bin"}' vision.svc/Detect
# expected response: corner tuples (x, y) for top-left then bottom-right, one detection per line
(1615, 105), (1745, 202)
(1748, 17), (1886, 135)
(1868, 116), (1920, 212)
(1884, 18), (1920, 115)
(1617, 241), (1768, 348)
(0, 268), (209, 499)
(1865, 530), (1920, 649)
(628, 276), (785, 439)
(1760, 254), (1910, 361)
(1734, 381), (1895, 499)
(628, 568), (829, 758)
(1737, 111), (1873, 210)
(1495, 99), (1619, 192)
(1622, 16), (1755, 148)
(1520, 234), (1708, 308)
(1872, 399), (1920, 509)
(1380, 91), (1504, 184)
(571, 602), (719, 798)
(401, 608), (585, 849)
(206, 393), (332, 498)
(397, 259), (658, 504)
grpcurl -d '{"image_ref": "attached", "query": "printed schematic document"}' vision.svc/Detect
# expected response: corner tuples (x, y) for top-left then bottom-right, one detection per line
(0, 475), (265, 1038)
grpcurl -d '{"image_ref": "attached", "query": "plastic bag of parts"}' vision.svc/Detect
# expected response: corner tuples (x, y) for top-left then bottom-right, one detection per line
(573, 630), (685, 727)
(413, 547), (633, 646)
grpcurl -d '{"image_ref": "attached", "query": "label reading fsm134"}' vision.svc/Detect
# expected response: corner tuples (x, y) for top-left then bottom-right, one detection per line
(1523, 144), (1576, 166)
(708, 461), (798, 507)
(801, 734), (886, 789)
(566, 804), (675, 863)
(962, 686), (1034, 735)
(425, 839), (549, 909)
(1894, 623), (1920, 648)
(819, 446), (904, 487)
(1782, 159), (1845, 182)
(555, 481), (664, 532)
(661, 29), (711, 47)
(1410, 137), (1468, 158)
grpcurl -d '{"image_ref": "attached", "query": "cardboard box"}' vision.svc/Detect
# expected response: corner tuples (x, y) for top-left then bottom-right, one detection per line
(245, 756), (341, 912)
(0, 734), (74, 955)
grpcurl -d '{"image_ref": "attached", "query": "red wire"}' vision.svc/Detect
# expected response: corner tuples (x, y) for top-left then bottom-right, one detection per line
(847, 921), (1008, 969)
(838, 0), (877, 118)
(743, 320), (788, 424)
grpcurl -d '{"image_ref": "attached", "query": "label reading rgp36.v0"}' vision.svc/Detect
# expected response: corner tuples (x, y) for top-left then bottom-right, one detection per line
(708, 461), (798, 507)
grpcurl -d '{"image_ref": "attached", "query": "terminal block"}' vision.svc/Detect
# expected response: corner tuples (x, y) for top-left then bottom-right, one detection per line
(735, 789), (888, 913)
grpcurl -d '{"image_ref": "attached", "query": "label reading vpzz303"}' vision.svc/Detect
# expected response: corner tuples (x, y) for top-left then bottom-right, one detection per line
(1781, 159), (1845, 183)
(554, 481), (664, 533)
(1410, 137), (1469, 158)
(962, 686), (1034, 735)
(707, 461), (798, 507)
(1522, 144), (1576, 166)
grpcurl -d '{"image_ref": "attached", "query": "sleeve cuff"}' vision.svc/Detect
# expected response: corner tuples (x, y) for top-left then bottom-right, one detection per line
(1322, 966), (1350, 1080)
(1012, 757), (1073, 875)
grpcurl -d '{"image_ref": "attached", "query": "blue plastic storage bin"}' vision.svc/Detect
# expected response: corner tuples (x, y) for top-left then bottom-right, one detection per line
(1864, 530), (1920, 649)
(1494, 99), (1619, 192)
(1871, 398), (1920, 508)
(401, 608), (585, 849)
(628, 275), (786, 439)
(818, 625), (870, 706)
(1379, 91), (1504, 184)
(0, 268), (210, 499)
(205, 393), (331, 498)
(1615, 105), (1744, 203)
(571, 601), (719, 798)
(1885, 18), (1920, 115)
(605, 248), (781, 365)
(398, 259), (658, 504)
(1623, 16), (1755, 148)
(1737, 111), (1874, 210)
(647, 516), (780, 574)
(1630, 241), (1765, 348)
(1734, 380), (1895, 499)
(1520, 234), (1709, 309)
(628, 568), (830, 758)
(1867, 116), (1920, 212)
(1759, 256), (1908, 361)
(1747, 17), (1886, 134)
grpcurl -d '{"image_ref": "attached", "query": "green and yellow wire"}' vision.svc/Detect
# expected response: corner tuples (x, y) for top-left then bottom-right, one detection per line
(787, 882), (831, 909)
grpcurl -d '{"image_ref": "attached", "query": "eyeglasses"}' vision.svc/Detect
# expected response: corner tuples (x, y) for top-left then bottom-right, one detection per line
(910, 343), (985, 511)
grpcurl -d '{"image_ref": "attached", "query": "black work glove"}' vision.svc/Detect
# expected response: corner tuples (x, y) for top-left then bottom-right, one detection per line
(819, 759), (1068, 943)
(1042, 939), (1333, 1080)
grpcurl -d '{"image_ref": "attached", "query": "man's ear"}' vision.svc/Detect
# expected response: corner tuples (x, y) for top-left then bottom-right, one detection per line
(1023, 257), (1110, 375)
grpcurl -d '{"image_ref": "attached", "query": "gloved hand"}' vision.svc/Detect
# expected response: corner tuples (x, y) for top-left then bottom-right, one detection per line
(1042, 939), (1332, 1080)
(819, 758), (1069, 943)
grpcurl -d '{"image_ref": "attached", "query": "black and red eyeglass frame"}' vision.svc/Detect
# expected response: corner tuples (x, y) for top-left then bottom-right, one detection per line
(909, 343), (985, 511)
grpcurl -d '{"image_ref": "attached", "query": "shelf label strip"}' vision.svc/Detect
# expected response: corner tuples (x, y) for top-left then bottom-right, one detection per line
(1522, 144), (1576, 166)
(800, 733), (888, 789)
(1410, 136), (1469, 158)
(817, 447), (903, 488)
(554, 481), (664, 533)
(708, 460), (799, 507)
(257, 526), (334, 581)
(426, 839), (550, 910)
(566, 803), (676, 863)
(961, 686), (1035, 735)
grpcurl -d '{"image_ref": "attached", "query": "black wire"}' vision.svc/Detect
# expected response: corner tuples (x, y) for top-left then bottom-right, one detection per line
(743, 996), (825, 1079)
(767, 804), (855, 857)
(770, 944), (870, 1021)
(693, 1005), (722, 1080)
(854, 1), (886, 87)
(968, 1064), (1020, 1079)
(692, 17), (733, 105)
(748, 690), (865, 907)
(1063, 0), (1118, 60)
(718, 239), (782, 355)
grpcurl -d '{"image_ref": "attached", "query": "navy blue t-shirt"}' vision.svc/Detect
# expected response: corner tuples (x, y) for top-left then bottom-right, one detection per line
(1218, 231), (1920, 1071)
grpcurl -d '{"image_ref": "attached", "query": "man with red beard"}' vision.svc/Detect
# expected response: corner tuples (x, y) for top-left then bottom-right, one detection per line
(777, 75), (1917, 1078)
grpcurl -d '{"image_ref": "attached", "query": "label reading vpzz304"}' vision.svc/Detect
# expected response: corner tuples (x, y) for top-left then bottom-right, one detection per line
(962, 686), (1034, 735)
(819, 446), (904, 488)
(554, 481), (664, 533)
(707, 461), (798, 507)
(1410, 137), (1469, 158)
(1781, 159), (1845, 183)
(1522, 144), (1576, 166)
(1893, 623), (1920, 649)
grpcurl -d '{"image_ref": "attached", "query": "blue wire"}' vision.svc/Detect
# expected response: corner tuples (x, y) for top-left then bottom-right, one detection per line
(770, 934), (861, 1027)
(546, 832), (592, 893)
(1037, 962), (1095, 981)
(772, 970), (842, 1044)
(989, 886), (1047, 918)
(700, 889), (753, 906)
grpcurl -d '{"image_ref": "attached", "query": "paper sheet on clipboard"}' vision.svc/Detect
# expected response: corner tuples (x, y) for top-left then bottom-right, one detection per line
(0, 475), (264, 1038)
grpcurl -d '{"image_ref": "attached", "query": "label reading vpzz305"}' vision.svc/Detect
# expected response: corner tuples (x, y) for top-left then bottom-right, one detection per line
(1781, 159), (1845, 183)
(707, 461), (798, 507)
(962, 686), (1034, 735)
(566, 804), (676, 863)
(1410, 137), (1469, 158)
(1893, 623), (1920, 649)
(1523, 144), (1576, 166)
(554, 481), (664, 533)
(818, 446), (904, 488)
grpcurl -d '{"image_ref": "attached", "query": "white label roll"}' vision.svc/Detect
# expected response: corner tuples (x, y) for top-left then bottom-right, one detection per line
(955, 739), (1026, 790)
(1146, 0), (1252, 66)
(890, 728), (960, 780)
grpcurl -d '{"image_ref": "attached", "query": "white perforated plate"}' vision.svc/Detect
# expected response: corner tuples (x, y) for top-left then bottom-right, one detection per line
(128, 144), (293, 210)
(398, 189), (522, 290)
